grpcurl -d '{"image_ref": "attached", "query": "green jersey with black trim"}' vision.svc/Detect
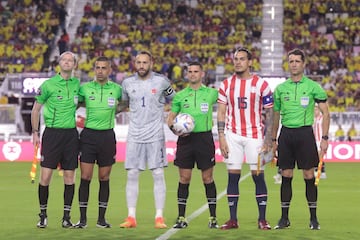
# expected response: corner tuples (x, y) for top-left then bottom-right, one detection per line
(171, 85), (218, 133)
(79, 80), (122, 130)
(35, 74), (80, 128)
(273, 76), (327, 128)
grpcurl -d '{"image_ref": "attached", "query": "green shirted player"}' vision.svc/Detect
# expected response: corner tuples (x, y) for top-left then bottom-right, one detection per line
(31, 51), (80, 229)
(75, 56), (122, 229)
(272, 48), (330, 231)
(170, 84), (218, 133)
(167, 61), (219, 229)
(78, 79), (122, 130)
(35, 73), (80, 129)
(273, 76), (327, 128)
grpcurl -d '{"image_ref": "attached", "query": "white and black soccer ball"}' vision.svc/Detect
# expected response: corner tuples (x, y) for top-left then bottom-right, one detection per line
(173, 113), (195, 134)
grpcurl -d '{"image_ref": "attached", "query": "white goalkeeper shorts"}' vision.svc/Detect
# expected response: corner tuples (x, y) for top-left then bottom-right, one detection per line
(125, 140), (168, 170)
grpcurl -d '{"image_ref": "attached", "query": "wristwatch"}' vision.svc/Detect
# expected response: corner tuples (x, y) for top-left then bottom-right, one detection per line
(321, 135), (329, 140)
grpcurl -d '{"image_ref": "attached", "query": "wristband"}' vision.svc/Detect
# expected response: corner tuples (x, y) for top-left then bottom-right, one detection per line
(32, 129), (39, 133)
(322, 135), (329, 140)
(272, 138), (277, 142)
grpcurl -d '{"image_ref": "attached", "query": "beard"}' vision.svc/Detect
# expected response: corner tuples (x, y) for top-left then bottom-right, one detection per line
(235, 70), (245, 75)
(137, 68), (150, 78)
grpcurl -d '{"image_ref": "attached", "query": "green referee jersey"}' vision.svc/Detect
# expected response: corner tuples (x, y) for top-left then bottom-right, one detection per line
(171, 85), (218, 133)
(273, 76), (327, 128)
(79, 80), (122, 130)
(35, 74), (80, 128)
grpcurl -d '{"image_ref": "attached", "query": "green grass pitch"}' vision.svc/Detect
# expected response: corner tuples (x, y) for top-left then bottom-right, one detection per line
(0, 162), (358, 240)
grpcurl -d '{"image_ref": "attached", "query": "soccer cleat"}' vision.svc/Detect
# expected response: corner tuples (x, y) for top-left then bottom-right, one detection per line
(155, 217), (167, 229)
(309, 219), (320, 230)
(208, 216), (219, 229)
(173, 216), (188, 229)
(258, 220), (271, 230)
(220, 219), (238, 230)
(119, 216), (137, 228)
(96, 219), (111, 228)
(74, 221), (88, 229)
(37, 213), (48, 228)
(62, 217), (74, 228)
(274, 218), (290, 229)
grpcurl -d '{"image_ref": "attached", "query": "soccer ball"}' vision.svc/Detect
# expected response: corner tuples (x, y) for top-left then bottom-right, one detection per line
(173, 113), (195, 134)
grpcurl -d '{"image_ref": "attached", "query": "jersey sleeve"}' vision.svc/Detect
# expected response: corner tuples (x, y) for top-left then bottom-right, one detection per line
(217, 79), (228, 105)
(170, 93), (181, 113)
(78, 84), (86, 103)
(261, 79), (273, 108)
(35, 81), (49, 104)
(314, 82), (327, 102)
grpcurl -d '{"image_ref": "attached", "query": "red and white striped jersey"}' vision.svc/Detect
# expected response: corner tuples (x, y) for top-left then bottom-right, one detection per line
(218, 74), (273, 139)
(313, 114), (323, 143)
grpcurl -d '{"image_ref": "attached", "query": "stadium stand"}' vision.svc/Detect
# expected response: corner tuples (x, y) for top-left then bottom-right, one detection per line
(0, 0), (359, 140)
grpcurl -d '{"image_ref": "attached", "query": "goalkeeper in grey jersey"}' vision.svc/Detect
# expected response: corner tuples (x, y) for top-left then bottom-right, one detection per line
(120, 50), (175, 229)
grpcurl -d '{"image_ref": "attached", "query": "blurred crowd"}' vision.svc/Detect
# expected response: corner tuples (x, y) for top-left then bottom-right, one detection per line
(1, 0), (359, 112)
(71, 0), (264, 91)
(282, 0), (360, 112)
(0, 0), (68, 80)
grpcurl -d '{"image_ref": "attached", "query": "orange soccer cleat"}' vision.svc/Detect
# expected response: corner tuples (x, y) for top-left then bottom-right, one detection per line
(155, 217), (167, 229)
(119, 216), (137, 228)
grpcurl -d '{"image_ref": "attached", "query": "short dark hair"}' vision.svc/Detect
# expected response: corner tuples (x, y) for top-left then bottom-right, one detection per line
(96, 56), (111, 62)
(288, 48), (305, 62)
(187, 61), (203, 69)
(95, 56), (111, 66)
(234, 47), (252, 60)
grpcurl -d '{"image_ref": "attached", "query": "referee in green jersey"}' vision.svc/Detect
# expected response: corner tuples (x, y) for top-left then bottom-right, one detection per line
(272, 48), (330, 230)
(31, 51), (80, 228)
(167, 61), (219, 229)
(74, 56), (122, 229)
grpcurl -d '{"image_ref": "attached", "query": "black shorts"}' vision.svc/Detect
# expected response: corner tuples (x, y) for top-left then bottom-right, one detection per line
(79, 128), (116, 167)
(277, 126), (319, 170)
(174, 131), (215, 170)
(41, 127), (79, 170)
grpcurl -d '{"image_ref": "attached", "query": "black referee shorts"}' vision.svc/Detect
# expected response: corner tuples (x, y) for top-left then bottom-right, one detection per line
(79, 128), (116, 167)
(174, 131), (215, 170)
(277, 126), (319, 170)
(41, 127), (79, 170)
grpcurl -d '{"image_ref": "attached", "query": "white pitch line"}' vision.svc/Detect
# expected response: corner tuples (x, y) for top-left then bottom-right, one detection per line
(156, 172), (252, 240)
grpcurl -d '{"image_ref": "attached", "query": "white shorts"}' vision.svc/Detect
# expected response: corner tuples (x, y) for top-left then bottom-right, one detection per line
(125, 140), (168, 170)
(224, 131), (264, 171)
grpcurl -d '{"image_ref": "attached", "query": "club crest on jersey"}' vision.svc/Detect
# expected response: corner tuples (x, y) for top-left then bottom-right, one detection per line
(74, 95), (78, 105)
(151, 88), (157, 94)
(108, 97), (115, 107)
(57, 96), (63, 100)
(251, 86), (257, 93)
(89, 96), (95, 100)
(200, 103), (209, 113)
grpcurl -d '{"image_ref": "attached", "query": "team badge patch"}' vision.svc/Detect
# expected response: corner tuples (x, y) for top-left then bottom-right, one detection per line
(74, 95), (78, 105)
(108, 97), (115, 107)
(300, 96), (309, 107)
(200, 103), (209, 113)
